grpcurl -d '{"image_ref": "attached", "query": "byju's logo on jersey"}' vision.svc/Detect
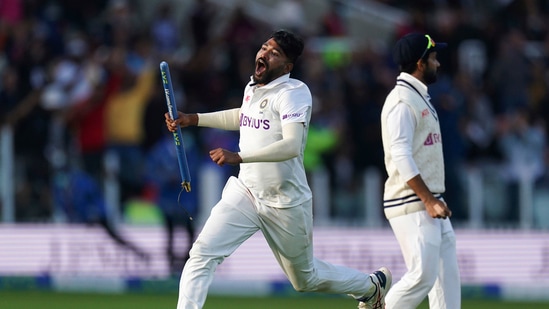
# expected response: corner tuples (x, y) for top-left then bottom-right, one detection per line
(240, 113), (270, 130)
(424, 133), (441, 145)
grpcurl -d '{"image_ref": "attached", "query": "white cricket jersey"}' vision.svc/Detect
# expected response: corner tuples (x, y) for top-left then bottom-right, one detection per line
(381, 73), (445, 219)
(238, 74), (312, 208)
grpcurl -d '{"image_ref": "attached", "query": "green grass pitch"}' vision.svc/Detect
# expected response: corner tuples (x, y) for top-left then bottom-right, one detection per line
(1, 291), (548, 309)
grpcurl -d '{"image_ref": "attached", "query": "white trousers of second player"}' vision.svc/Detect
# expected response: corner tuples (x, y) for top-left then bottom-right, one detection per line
(385, 210), (461, 309)
(177, 176), (373, 309)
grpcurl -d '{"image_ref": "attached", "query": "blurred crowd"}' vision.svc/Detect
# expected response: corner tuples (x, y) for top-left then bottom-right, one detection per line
(1, 0), (548, 227)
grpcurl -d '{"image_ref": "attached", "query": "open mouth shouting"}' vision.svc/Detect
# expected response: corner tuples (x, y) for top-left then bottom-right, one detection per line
(254, 58), (267, 79)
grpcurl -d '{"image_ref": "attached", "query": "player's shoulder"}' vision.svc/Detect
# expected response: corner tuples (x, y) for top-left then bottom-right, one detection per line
(382, 87), (408, 113)
(281, 78), (311, 94)
(392, 83), (417, 101)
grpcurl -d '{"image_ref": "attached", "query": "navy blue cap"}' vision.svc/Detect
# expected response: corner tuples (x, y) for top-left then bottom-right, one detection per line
(393, 33), (447, 66)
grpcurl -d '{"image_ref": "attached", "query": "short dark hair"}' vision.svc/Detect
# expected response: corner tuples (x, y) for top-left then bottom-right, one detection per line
(270, 29), (304, 64)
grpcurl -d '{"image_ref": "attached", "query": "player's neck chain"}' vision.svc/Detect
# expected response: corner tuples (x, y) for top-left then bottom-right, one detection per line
(396, 79), (438, 122)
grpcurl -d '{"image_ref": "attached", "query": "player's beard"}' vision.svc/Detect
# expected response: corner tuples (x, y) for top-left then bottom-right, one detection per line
(253, 60), (285, 85)
(424, 66), (438, 85)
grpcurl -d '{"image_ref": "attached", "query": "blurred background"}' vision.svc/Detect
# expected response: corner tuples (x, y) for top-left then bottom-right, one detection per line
(0, 0), (548, 303)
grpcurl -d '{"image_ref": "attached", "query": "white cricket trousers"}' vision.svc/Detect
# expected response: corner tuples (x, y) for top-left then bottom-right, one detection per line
(385, 211), (461, 309)
(177, 176), (373, 309)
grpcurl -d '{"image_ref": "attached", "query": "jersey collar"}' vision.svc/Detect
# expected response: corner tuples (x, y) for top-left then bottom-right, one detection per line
(397, 72), (428, 97)
(248, 73), (291, 89)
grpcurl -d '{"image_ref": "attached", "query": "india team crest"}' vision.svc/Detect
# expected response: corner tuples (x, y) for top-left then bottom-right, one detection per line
(260, 99), (268, 109)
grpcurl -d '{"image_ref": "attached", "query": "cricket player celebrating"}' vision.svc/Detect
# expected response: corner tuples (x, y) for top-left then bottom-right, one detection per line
(380, 33), (461, 308)
(165, 29), (391, 309)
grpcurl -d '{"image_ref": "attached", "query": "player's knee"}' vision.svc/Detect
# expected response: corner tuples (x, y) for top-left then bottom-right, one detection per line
(410, 269), (438, 289)
(292, 285), (307, 293)
(292, 282), (316, 293)
(290, 276), (322, 293)
(187, 245), (225, 268)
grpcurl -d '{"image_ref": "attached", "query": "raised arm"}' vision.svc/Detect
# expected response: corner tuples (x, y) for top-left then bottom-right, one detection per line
(164, 108), (240, 132)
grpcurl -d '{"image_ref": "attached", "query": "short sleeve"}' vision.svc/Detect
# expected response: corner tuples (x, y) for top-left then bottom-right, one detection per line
(278, 86), (312, 126)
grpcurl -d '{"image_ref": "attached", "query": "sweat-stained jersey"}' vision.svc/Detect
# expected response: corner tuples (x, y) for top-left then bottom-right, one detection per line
(238, 74), (312, 208)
